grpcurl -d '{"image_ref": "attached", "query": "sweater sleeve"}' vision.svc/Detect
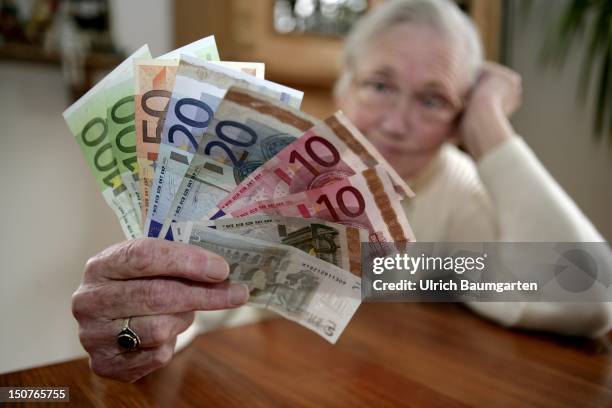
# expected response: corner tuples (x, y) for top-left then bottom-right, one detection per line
(465, 137), (612, 337)
(174, 320), (201, 353)
(173, 307), (278, 353)
(477, 137), (604, 242)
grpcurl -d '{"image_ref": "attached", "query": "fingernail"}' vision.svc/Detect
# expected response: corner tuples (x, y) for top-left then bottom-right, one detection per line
(229, 283), (249, 306)
(205, 256), (230, 281)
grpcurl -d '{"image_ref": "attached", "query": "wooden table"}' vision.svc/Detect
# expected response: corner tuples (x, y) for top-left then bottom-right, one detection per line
(2, 303), (611, 407)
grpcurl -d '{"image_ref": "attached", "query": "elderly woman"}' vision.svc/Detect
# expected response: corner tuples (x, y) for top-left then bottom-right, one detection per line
(71, 0), (610, 382)
(335, 0), (609, 335)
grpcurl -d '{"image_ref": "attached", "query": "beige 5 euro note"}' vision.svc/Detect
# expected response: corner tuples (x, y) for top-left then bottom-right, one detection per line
(183, 223), (362, 343)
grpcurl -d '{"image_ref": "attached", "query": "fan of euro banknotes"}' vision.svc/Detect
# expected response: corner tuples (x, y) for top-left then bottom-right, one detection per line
(63, 36), (416, 344)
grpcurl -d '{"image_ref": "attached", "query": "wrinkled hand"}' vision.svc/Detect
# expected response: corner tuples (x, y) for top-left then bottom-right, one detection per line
(71, 238), (249, 383)
(460, 62), (523, 160)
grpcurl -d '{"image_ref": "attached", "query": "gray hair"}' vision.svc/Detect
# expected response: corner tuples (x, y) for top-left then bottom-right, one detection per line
(335, 0), (483, 96)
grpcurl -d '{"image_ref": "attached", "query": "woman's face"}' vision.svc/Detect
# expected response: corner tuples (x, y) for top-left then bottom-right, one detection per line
(337, 23), (472, 178)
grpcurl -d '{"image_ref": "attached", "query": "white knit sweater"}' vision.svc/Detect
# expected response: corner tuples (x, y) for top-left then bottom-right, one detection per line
(403, 137), (611, 337)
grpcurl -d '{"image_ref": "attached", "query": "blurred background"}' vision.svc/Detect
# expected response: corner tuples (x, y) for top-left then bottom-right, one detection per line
(1, 0), (611, 374)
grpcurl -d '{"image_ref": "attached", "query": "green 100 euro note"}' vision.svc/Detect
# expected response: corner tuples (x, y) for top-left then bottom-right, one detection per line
(104, 48), (153, 223)
(63, 45), (151, 239)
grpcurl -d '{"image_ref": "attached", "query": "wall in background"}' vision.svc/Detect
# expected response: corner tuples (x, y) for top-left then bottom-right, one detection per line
(0, 63), (124, 374)
(109, 0), (173, 56)
(507, 0), (612, 241)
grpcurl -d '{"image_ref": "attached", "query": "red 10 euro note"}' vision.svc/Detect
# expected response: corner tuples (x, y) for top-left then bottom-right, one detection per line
(229, 165), (415, 244)
(210, 112), (414, 219)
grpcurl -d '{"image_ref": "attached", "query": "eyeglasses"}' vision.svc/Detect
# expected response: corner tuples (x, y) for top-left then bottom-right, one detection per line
(352, 75), (463, 125)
